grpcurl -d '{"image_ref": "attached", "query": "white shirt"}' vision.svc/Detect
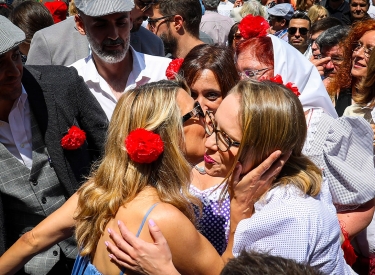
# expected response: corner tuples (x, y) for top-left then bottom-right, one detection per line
(218, 1), (234, 17)
(70, 46), (171, 120)
(0, 85), (33, 169)
(303, 44), (313, 60)
(233, 183), (354, 275)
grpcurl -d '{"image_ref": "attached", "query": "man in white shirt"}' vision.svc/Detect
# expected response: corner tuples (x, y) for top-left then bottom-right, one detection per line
(71, 0), (171, 120)
(287, 12), (313, 59)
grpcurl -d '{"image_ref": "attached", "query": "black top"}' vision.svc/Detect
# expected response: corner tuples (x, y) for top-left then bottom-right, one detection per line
(321, 0), (351, 25)
(335, 88), (352, 116)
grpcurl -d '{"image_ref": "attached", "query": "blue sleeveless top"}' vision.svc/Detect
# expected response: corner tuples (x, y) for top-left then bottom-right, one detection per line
(72, 203), (159, 275)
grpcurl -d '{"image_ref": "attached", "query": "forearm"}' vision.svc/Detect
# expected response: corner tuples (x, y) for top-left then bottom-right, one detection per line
(338, 198), (375, 240)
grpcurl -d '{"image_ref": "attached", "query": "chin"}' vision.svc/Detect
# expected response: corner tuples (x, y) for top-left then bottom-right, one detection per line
(204, 164), (227, 178)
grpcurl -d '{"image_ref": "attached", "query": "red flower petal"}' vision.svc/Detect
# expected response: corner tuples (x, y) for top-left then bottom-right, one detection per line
(269, 74), (283, 84)
(166, 58), (184, 80)
(125, 128), (164, 164)
(61, 126), (86, 150)
(285, 82), (301, 97)
(239, 15), (270, 40)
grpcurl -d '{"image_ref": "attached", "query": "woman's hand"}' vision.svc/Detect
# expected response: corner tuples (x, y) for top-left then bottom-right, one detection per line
(228, 150), (291, 218)
(106, 220), (180, 275)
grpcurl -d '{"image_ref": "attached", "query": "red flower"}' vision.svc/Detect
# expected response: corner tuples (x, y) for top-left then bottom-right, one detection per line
(269, 74), (283, 84)
(285, 82), (301, 97)
(166, 58), (184, 80)
(238, 15), (270, 40)
(125, 128), (164, 164)
(61, 126), (86, 150)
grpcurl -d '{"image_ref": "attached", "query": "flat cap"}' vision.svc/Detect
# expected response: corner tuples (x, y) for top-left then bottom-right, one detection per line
(75, 0), (134, 17)
(0, 15), (25, 55)
(268, 3), (294, 20)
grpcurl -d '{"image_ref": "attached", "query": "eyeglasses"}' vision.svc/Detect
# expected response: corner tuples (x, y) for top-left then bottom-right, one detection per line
(147, 14), (175, 30)
(329, 57), (344, 66)
(238, 68), (270, 79)
(182, 101), (205, 124)
(137, 0), (158, 12)
(204, 111), (241, 152)
(233, 34), (243, 41)
(352, 42), (374, 59)
(287, 27), (309, 35)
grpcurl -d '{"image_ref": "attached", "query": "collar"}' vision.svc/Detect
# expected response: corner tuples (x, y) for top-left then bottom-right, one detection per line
(17, 85), (28, 110)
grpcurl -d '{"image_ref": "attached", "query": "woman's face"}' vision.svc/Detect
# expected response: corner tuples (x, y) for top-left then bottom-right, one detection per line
(317, 11), (328, 20)
(204, 94), (242, 177)
(351, 30), (375, 79)
(176, 89), (206, 166)
(236, 50), (274, 80)
(190, 69), (223, 113)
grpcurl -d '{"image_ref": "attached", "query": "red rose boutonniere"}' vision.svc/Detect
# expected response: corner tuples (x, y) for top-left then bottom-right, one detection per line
(125, 128), (164, 164)
(61, 126), (86, 150)
(166, 58), (184, 80)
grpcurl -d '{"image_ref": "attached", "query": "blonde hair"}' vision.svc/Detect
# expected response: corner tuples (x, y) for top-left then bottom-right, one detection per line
(69, 0), (78, 16)
(75, 80), (198, 258)
(224, 80), (322, 197)
(307, 5), (329, 24)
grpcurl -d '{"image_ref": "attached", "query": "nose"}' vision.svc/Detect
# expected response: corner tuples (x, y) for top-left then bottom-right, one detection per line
(325, 59), (334, 70)
(107, 25), (119, 40)
(295, 30), (301, 37)
(204, 132), (218, 151)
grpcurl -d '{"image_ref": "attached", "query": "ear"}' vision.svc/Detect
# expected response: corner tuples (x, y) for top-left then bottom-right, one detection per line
(280, 18), (287, 28)
(173, 15), (184, 32)
(74, 14), (86, 35)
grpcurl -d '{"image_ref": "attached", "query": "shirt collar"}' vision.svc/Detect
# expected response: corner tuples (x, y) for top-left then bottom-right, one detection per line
(18, 85), (28, 110)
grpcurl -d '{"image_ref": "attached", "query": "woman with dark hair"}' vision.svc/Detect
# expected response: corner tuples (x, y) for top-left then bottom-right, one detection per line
(178, 44), (239, 112)
(9, 0), (53, 61)
(227, 23), (240, 50)
(328, 19), (375, 116)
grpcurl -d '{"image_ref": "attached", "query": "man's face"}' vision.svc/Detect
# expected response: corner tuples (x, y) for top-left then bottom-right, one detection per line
(131, 0), (157, 32)
(350, 0), (369, 20)
(269, 15), (285, 32)
(321, 44), (343, 78)
(288, 18), (311, 52)
(0, 47), (23, 102)
(311, 30), (323, 58)
(148, 7), (177, 55)
(77, 12), (132, 64)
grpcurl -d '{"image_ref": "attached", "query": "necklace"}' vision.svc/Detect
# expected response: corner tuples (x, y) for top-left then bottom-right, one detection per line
(194, 165), (206, 175)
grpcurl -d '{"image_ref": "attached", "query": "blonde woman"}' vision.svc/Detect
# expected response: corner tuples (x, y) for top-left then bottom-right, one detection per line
(107, 80), (353, 275)
(307, 5), (329, 24)
(0, 80), (284, 274)
(296, 0), (314, 12)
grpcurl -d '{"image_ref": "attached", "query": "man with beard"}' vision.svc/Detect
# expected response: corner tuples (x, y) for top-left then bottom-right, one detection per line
(147, 0), (205, 58)
(287, 13), (312, 59)
(26, 0), (164, 66)
(315, 26), (349, 89)
(71, 0), (171, 120)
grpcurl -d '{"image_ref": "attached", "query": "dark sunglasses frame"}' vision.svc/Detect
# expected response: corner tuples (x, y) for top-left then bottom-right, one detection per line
(287, 27), (309, 35)
(182, 101), (205, 124)
(147, 14), (175, 27)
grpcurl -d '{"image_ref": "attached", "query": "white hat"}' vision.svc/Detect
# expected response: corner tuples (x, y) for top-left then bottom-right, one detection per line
(0, 15), (25, 55)
(75, 0), (134, 17)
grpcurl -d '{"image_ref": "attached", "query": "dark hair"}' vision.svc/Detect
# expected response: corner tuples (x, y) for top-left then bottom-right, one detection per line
(271, 15), (290, 27)
(220, 250), (324, 275)
(236, 36), (274, 68)
(156, 0), (202, 37)
(290, 11), (312, 28)
(316, 25), (349, 49)
(349, 0), (370, 5)
(204, 0), (221, 10)
(9, 0), (54, 44)
(310, 17), (342, 35)
(179, 44), (239, 98)
(228, 22), (239, 48)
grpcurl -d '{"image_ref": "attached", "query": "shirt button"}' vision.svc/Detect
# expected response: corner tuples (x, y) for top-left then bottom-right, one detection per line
(53, 250), (58, 256)
(20, 143), (24, 148)
(41, 197), (47, 204)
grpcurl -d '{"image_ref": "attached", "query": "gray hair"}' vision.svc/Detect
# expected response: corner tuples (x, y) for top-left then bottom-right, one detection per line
(240, 0), (267, 18)
(204, 0), (221, 10)
(316, 25), (349, 50)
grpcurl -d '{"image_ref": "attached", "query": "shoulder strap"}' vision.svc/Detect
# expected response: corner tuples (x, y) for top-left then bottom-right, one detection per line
(119, 203), (160, 275)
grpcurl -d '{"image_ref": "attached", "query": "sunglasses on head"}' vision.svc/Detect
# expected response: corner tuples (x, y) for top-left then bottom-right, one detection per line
(287, 27), (309, 35)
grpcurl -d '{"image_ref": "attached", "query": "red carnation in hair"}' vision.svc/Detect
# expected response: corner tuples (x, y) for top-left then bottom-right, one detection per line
(267, 74), (301, 97)
(166, 58), (184, 80)
(238, 15), (270, 40)
(125, 128), (164, 164)
(61, 126), (86, 150)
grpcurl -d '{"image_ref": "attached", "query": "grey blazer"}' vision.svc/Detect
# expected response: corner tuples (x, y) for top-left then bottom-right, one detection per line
(0, 66), (108, 255)
(27, 17), (165, 66)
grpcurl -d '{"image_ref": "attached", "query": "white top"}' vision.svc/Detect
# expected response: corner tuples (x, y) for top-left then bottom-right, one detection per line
(218, 1), (234, 17)
(0, 86), (32, 169)
(233, 183), (353, 275)
(70, 46), (171, 120)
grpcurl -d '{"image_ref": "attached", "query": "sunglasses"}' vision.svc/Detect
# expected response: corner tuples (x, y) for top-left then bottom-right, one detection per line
(287, 27), (309, 35)
(182, 101), (205, 124)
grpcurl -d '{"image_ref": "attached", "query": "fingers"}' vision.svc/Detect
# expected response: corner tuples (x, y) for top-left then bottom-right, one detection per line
(311, 56), (330, 66)
(250, 150), (282, 179)
(262, 151), (291, 180)
(105, 239), (138, 268)
(148, 219), (167, 246)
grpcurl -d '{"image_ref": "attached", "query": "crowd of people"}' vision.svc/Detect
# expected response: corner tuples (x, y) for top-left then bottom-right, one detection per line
(0, 0), (375, 274)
